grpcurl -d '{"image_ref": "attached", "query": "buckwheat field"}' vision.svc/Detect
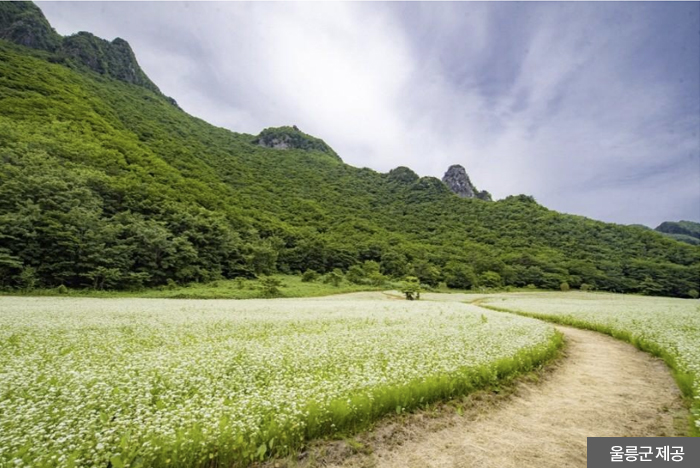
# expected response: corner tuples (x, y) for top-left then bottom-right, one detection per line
(0, 297), (559, 468)
(481, 292), (700, 432)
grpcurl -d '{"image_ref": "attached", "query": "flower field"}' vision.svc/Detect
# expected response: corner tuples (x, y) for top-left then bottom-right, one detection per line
(0, 297), (560, 467)
(479, 292), (700, 434)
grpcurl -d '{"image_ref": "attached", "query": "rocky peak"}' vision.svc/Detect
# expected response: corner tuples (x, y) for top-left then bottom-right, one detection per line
(253, 126), (340, 160)
(0, 2), (61, 51)
(60, 32), (161, 94)
(442, 164), (492, 201)
(0, 1), (177, 106)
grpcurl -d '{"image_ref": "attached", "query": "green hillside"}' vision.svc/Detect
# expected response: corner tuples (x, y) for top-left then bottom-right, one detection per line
(656, 221), (700, 246)
(1, 2), (698, 297)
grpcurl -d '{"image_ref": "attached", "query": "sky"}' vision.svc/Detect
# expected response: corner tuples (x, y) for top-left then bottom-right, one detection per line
(37, 1), (700, 228)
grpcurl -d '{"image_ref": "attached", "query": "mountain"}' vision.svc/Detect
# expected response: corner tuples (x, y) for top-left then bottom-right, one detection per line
(442, 164), (492, 201)
(1, 2), (698, 297)
(0, 2), (173, 102)
(655, 221), (700, 246)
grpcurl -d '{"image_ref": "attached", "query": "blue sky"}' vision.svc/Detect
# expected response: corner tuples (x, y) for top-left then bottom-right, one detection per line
(37, 1), (700, 227)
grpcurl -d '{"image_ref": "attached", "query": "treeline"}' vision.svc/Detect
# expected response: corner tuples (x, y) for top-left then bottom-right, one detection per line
(1, 150), (696, 298)
(0, 39), (699, 297)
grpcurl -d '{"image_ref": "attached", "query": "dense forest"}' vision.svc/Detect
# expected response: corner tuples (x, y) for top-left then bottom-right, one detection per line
(654, 221), (700, 246)
(1, 2), (698, 297)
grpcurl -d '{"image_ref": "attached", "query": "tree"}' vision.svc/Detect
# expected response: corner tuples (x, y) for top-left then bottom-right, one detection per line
(347, 260), (385, 285)
(259, 276), (283, 297)
(322, 268), (344, 287)
(443, 261), (476, 290)
(18, 266), (38, 291)
(380, 250), (408, 277)
(411, 260), (441, 287)
(367, 271), (387, 287)
(478, 271), (503, 289)
(639, 276), (663, 296)
(85, 267), (122, 290)
(400, 276), (422, 300)
(346, 265), (365, 284)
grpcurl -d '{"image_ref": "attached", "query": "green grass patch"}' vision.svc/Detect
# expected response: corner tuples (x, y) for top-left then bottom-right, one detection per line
(1, 275), (393, 300)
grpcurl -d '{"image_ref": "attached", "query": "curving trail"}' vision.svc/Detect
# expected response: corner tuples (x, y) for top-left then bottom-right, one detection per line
(317, 294), (686, 468)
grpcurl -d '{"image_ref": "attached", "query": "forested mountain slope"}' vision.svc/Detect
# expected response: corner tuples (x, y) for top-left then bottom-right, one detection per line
(1, 2), (698, 297)
(655, 221), (700, 246)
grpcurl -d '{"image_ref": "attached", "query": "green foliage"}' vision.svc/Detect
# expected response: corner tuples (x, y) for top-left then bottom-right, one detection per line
(411, 260), (441, 287)
(0, 28), (698, 298)
(656, 220), (700, 243)
(18, 266), (37, 291)
(560, 282), (570, 292)
(301, 269), (319, 283)
(346, 261), (386, 286)
(258, 276), (283, 297)
(0, 2), (61, 52)
(322, 269), (344, 287)
(639, 276), (663, 296)
(346, 265), (365, 285)
(400, 276), (422, 300)
(580, 283), (592, 292)
(689, 289), (699, 299)
(367, 271), (387, 287)
(478, 271), (503, 289)
(444, 261), (477, 290)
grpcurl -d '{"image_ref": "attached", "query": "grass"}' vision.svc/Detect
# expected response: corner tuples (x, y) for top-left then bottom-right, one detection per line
(0, 275), (394, 300)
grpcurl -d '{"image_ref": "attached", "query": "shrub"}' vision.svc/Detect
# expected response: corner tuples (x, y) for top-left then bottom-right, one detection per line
(346, 265), (365, 285)
(689, 289), (699, 299)
(580, 283), (592, 292)
(301, 270), (319, 283)
(367, 271), (387, 287)
(560, 282), (570, 292)
(322, 269), (344, 287)
(56, 284), (69, 295)
(259, 276), (283, 297)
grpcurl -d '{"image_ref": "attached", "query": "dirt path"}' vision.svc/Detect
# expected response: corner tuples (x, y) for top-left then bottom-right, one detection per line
(324, 324), (686, 468)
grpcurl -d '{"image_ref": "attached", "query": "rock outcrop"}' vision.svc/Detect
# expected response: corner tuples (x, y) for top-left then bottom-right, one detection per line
(442, 164), (492, 201)
(0, 2), (177, 106)
(0, 2), (61, 51)
(253, 126), (341, 160)
(60, 32), (162, 94)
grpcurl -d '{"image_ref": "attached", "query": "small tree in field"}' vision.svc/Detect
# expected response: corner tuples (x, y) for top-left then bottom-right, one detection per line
(400, 276), (422, 300)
